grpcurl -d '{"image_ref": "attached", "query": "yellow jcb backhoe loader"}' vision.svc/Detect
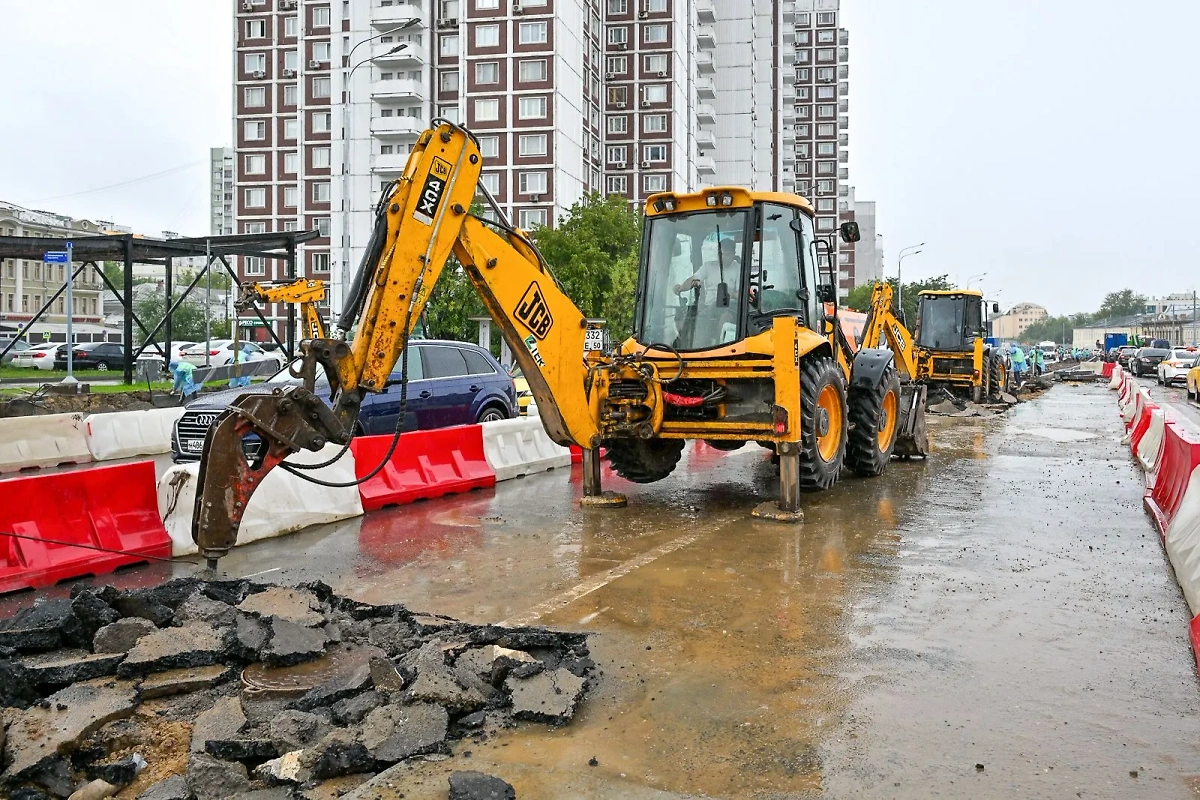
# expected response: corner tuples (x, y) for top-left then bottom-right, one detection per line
(911, 289), (1009, 403)
(190, 121), (922, 568)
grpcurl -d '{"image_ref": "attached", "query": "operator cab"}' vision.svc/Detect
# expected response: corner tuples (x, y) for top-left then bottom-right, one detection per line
(915, 291), (985, 352)
(636, 188), (827, 352)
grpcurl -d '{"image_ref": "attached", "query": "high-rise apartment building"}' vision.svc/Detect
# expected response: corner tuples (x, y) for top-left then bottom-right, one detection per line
(210, 147), (235, 236)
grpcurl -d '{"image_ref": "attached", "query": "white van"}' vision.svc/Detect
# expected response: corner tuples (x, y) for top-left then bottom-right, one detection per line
(1038, 341), (1058, 362)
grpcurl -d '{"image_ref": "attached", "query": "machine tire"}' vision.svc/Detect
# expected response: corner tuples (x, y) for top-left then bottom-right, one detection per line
(799, 355), (847, 491)
(987, 352), (1009, 401)
(604, 438), (684, 484)
(846, 363), (901, 477)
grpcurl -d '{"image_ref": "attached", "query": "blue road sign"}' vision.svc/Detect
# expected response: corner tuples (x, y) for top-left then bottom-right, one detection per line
(44, 251), (69, 264)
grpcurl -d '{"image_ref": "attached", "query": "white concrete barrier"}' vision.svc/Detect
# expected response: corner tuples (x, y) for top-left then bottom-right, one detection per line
(158, 444), (364, 557)
(1165, 464), (1200, 617)
(0, 412), (93, 473)
(1137, 408), (1167, 472)
(481, 416), (572, 481)
(84, 407), (185, 461)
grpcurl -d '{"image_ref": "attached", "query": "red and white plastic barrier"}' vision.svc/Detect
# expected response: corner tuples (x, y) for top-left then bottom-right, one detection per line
(351, 426), (495, 512)
(84, 407), (185, 461)
(1136, 408), (1167, 471)
(0, 412), (92, 473)
(158, 444), (364, 557)
(1108, 364), (1124, 389)
(481, 417), (572, 481)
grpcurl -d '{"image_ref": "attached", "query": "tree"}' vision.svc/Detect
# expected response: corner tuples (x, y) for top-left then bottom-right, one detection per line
(1095, 289), (1148, 321)
(133, 289), (230, 346)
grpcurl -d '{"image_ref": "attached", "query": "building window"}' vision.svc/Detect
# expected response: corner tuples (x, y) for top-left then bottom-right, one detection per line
(816, 198), (835, 212)
(607, 85), (627, 105)
(313, 42), (331, 61)
(380, 144), (393, 155)
(817, 217), (835, 230)
(519, 133), (547, 157)
(284, 84), (297, 106)
(606, 55), (627, 74)
(313, 6), (331, 27)
(644, 24), (667, 43)
(475, 23), (499, 48)
(311, 76), (330, 98)
(817, 86), (835, 99)
(817, 123), (836, 136)
(519, 171), (547, 194)
(245, 188), (267, 207)
(283, 186), (299, 208)
(647, 0), (666, 9)
(284, 118), (299, 139)
(818, 29), (835, 43)
(817, 48), (835, 62)
(607, 0), (626, 12)
(282, 220), (299, 232)
(244, 53), (266, 73)
(797, 31), (810, 45)
(797, 87), (810, 100)
(245, 222), (267, 235)
(440, 34), (459, 56)
(479, 172), (499, 194)
(519, 21), (548, 44)
(284, 50), (298, 71)
(606, 176), (627, 194)
(476, 0), (498, 8)
(518, 59), (547, 82)
(312, 112), (332, 132)
(312, 182), (331, 203)
(518, 209), (547, 229)
(643, 114), (666, 133)
(606, 145), (627, 164)
(441, 105), (460, 123)
(440, 70), (459, 92)
(245, 19), (266, 39)
(474, 98), (500, 121)
(475, 61), (498, 83)
(797, 143), (810, 158)
(245, 257), (266, 276)
(244, 87), (266, 107)
(245, 154), (266, 173)
(441, 0), (460, 15)
(283, 152), (298, 173)
(316, 217), (331, 237)
(643, 144), (666, 162)
(478, 135), (499, 158)
(312, 146), (331, 167)
(518, 96), (546, 119)
(643, 84), (667, 103)
(817, 11), (836, 24)
(244, 120), (266, 140)
(817, 161), (835, 174)
(643, 174), (667, 193)
(284, 16), (298, 37)
(607, 115), (627, 134)
(607, 27), (627, 45)
(310, 252), (330, 272)
(645, 54), (667, 73)
(817, 142), (835, 156)
(817, 104), (835, 118)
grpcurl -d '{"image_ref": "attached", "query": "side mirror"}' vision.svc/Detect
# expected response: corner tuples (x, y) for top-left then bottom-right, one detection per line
(992, 302), (1000, 313)
(838, 221), (861, 244)
(816, 284), (835, 303)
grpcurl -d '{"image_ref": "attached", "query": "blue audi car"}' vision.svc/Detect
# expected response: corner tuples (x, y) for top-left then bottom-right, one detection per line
(171, 339), (517, 461)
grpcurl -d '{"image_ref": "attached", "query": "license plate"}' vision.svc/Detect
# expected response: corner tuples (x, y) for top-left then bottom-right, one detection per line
(584, 327), (604, 353)
(185, 439), (203, 453)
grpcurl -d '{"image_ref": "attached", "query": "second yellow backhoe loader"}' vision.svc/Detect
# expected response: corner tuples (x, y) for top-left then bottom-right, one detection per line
(236, 278), (329, 342)
(191, 121), (924, 568)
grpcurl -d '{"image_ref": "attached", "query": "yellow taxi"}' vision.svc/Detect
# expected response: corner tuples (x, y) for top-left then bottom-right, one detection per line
(1188, 360), (1200, 402)
(509, 364), (532, 415)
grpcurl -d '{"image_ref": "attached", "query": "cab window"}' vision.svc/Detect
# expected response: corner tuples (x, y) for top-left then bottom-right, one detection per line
(751, 203), (804, 322)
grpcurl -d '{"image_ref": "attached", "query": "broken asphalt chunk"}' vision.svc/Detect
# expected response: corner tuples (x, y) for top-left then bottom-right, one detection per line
(506, 668), (586, 724)
(117, 623), (225, 677)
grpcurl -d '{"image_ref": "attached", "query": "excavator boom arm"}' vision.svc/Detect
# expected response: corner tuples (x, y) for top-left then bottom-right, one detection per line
(858, 282), (920, 381)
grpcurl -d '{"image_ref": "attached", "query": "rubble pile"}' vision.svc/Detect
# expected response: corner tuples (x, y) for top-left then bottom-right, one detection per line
(0, 578), (595, 799)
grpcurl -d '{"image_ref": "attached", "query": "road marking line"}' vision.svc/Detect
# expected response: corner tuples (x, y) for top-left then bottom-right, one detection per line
(500, 532), (702, 627)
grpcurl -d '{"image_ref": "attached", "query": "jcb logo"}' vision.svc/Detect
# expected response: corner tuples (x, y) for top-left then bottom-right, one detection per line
(515, 282), (554, 340)
(413, 157), (453, 225)
(891, 323), (907, 351)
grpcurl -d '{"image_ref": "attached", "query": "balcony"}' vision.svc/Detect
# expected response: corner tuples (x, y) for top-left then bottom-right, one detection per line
(696, 51), (715, 74)
(782, 26), (794, 43)
(371, 116), (424, 136)
(781, 1), (795, 22)
(781, 127), (796, 142)
(373, 43), (425, 65)
(696, 0), (715, 23)
(370, 78), (426, 101)
(371, 3), (425, 28)
(781, 48), (795, 65)
(697, 25), (715, 49)
(696, 103), (716, 124)
(696, 77), (715, 99)
(696, 128), (716, 149)
(697, 155), (716, 175)
(372, 153), (408, 172)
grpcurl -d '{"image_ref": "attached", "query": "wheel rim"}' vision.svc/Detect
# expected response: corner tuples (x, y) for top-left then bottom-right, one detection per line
(816, 384), (842, 462)
(877, 389), (898, 451)
(481, 409), (503, 422)
(97, 363), (108, 371)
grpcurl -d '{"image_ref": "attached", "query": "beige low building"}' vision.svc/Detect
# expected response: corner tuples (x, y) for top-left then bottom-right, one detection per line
(990, 302), (1048, 340)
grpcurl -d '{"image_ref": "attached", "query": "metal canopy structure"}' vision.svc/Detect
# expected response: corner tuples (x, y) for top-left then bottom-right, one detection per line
(0, 230), (319, 383)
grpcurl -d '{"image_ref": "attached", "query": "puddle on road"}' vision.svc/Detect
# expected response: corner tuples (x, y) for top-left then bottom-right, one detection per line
(1007, 426), (1097, 442)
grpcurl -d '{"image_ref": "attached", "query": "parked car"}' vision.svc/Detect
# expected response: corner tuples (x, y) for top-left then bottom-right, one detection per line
(1157, 348), (1198, 386)
(0, 339), (31, 365)
(1188, 360), (1200, 401)
(180, 340), (285, 368)
(53, 341), (127, 371)
(1115, 345), (1139, 367)
(12, 343), (63, 371)
(171, 339), (517, 460)
(1130, 347), (1170, 377)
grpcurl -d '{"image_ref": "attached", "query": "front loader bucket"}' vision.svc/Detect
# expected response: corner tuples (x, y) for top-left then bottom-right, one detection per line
(894, 383), (929, 458)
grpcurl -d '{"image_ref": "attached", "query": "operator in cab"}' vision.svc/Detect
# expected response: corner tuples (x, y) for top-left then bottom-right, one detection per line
(673, 237), (740, 300)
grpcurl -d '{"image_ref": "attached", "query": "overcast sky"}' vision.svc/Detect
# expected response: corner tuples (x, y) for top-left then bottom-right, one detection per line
(1, 1), (1196, 316)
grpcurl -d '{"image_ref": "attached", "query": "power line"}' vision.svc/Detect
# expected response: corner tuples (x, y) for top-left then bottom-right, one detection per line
(33, 159), (207, 203)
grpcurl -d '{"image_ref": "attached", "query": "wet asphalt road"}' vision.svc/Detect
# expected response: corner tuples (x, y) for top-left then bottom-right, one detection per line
(7, 382), (1200, 798)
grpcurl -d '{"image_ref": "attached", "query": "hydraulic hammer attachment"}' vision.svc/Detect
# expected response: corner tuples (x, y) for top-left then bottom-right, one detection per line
(192, 385), (349, 567)
(894, 383), (929, 458)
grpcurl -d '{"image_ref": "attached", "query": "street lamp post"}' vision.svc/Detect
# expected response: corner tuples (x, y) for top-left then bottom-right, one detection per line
(338, 20), (418, 324)
(966, 272), (987, 288)
(897, 242), (925, 320)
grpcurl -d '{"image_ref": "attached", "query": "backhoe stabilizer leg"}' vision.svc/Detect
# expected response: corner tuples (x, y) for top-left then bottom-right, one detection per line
(579, 447), (627, 509)
(752, 444), (804, 523)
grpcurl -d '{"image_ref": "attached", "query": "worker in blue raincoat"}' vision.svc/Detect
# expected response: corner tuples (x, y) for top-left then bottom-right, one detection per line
(228, 344), (254, 388)
(1010, 344), (1027, 380)
(170, 360), (202, 400)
